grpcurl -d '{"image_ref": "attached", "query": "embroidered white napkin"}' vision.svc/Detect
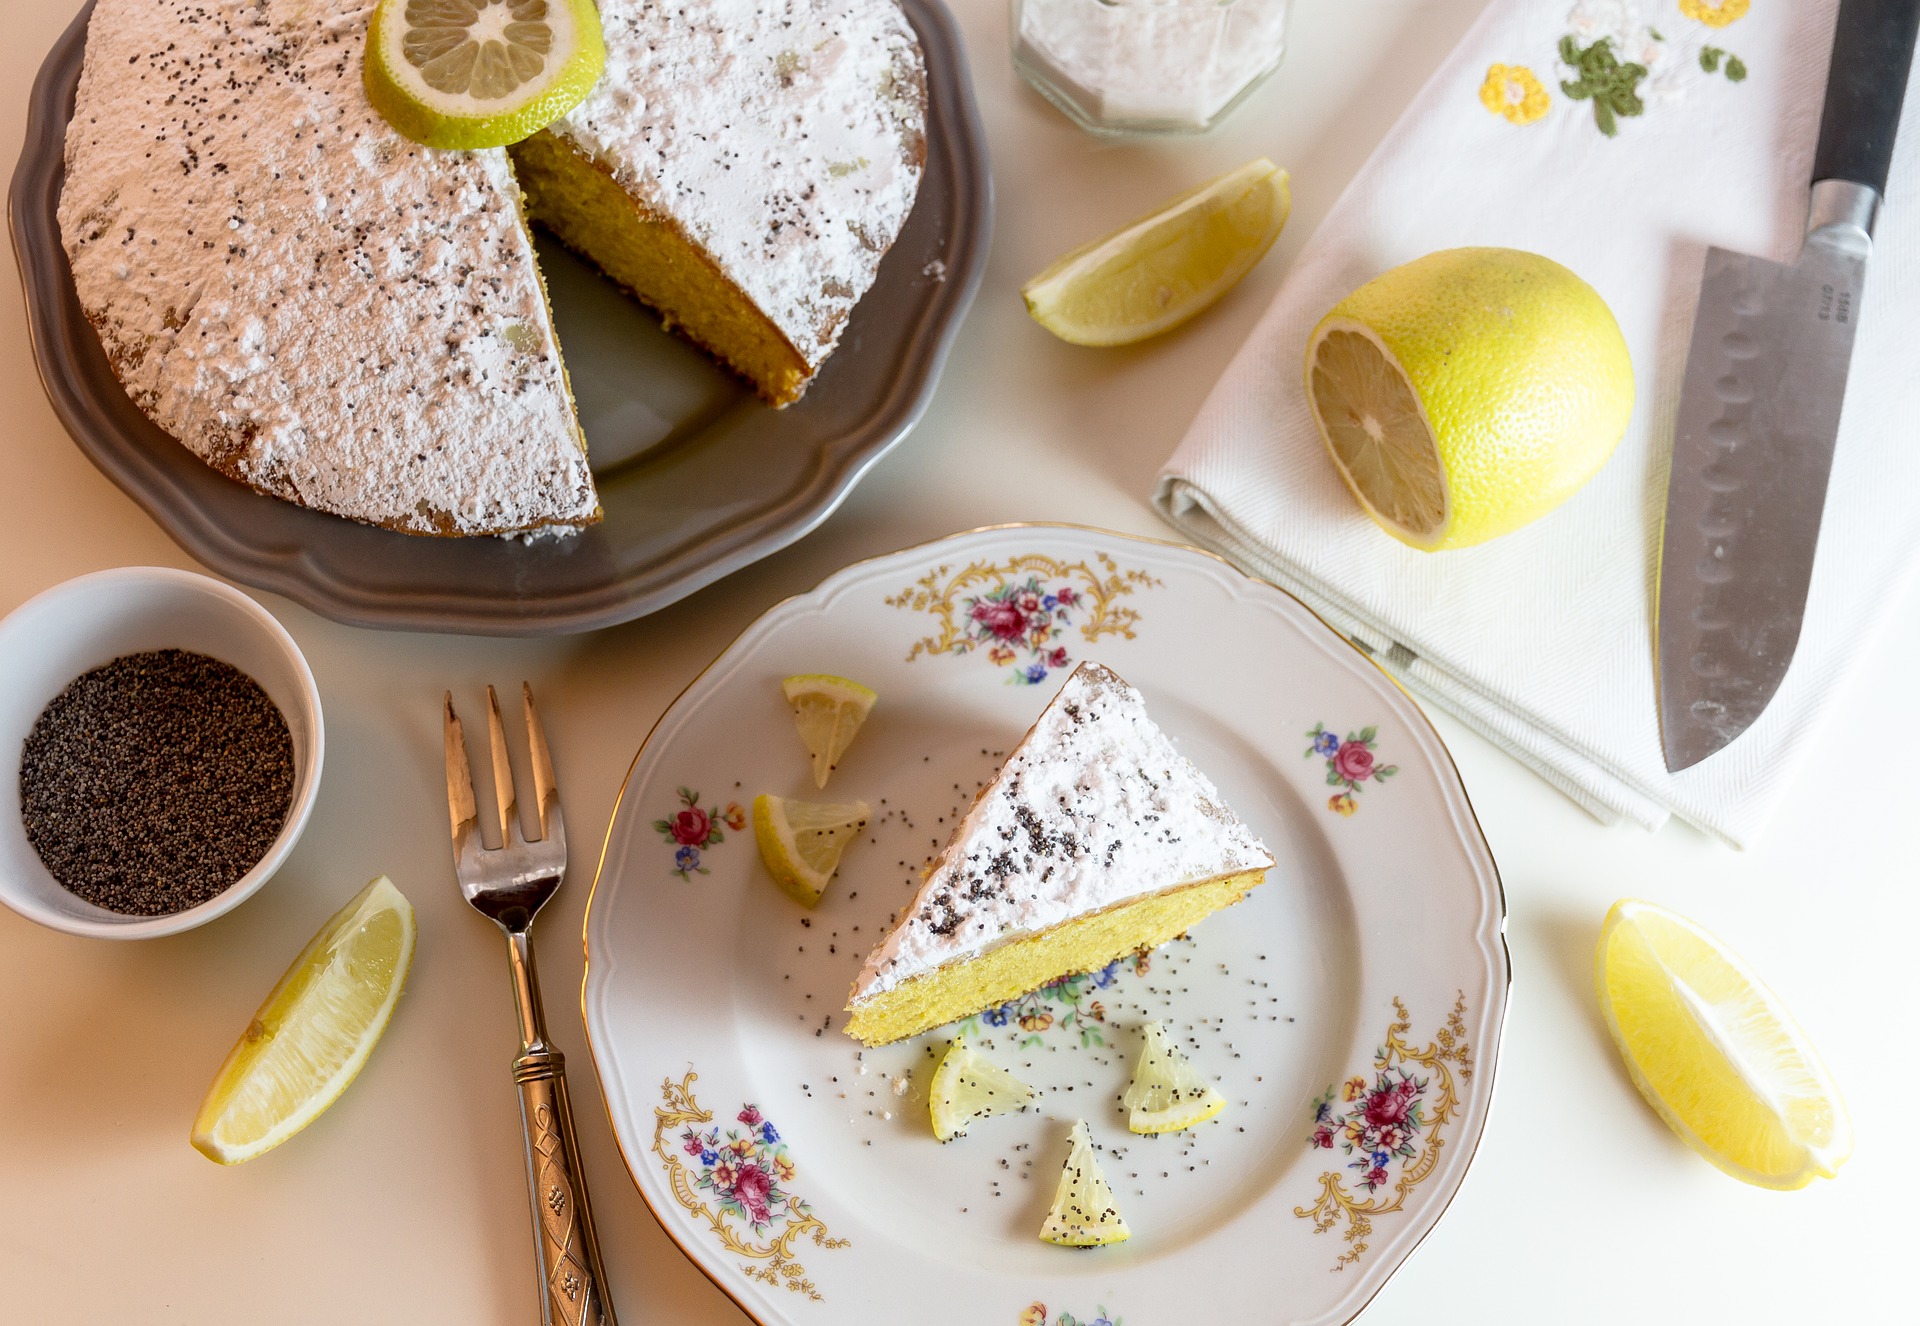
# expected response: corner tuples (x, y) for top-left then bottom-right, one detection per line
(1153, 0), (1920, 847)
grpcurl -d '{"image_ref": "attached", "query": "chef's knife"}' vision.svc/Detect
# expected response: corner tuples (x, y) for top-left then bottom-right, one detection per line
(1657, 0), (1920, 773)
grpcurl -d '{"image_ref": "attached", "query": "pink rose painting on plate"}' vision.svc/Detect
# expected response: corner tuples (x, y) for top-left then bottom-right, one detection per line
(680, 1104), (806, 1235)
(1306, 724), (1398, 815)
(654, 786), (746, 879)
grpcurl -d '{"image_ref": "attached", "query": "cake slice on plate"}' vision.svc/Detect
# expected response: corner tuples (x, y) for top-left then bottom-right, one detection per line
(845, 661), (1274, 1046)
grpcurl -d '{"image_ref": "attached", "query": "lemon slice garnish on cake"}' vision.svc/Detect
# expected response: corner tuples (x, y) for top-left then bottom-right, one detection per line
(781, 674), (877, 789)
(1303, 247), (1633, 551)
(1022, 158), (1290, 347)
(753, 794), (871, 907)
(366, 0), (607, 151)
(1597, 899), (1851, 1190)
(1122, 1020), (1227, 1134)
(928, 1041), (1037, 1142)
(191, 877), (417, 1164)
(1040, 1119), (1131, 1246)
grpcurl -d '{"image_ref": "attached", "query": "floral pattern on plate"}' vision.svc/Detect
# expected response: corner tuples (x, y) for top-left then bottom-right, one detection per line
(654, 787), (746, 879)
(1021, 1304), (1121, 1326)
(887, 551), (1160, 686)
(1307, 724), (1399, 816)
(958, 952), (1147, 1048)
(653, 1073), (848, 1300)
(1295, 995), (1473, 1271)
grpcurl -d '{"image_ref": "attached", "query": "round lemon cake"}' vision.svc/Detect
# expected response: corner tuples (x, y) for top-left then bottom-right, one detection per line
(58, 0), (926, 536)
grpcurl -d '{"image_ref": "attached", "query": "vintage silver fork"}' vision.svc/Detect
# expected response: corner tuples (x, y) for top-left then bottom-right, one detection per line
(444, 684), (617, 1326)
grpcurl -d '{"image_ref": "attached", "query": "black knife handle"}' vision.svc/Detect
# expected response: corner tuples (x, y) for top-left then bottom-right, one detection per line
(1812, 0), (1920, 195)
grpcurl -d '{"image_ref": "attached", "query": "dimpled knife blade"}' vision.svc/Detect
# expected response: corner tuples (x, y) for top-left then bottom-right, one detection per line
(1656, 0), (1919, 773)
(1655, 234), (1867, 773)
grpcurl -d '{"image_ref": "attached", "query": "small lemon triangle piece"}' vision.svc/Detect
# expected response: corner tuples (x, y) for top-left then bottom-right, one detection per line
(781, 674), (877, 789)
(929, 1041), (1036, 1142)
(1122, 1020), (1227, 1134)
(753, 794), (870, 907)
(1040, 1119), (1131, 1247)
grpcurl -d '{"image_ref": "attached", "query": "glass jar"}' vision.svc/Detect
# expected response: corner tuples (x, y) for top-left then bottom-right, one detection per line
(1011, 0), (1292, 136)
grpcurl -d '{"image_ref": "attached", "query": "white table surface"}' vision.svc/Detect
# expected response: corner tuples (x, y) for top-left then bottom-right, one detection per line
(3, 1), (1913, 1321)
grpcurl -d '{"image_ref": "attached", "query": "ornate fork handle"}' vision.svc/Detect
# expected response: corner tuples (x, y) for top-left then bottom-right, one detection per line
(516, 1047), (615, 1326)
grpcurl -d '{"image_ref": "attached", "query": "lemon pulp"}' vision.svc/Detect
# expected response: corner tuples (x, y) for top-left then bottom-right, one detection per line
(1596, 898), (1851, 1189)
(1122, 1020), (1227, 1134)
(366, 0), (606, 151)
(1023, 158), (1290, 347)
(781, 673), (878, 790)
(753, 794), (870, 907)
(191, 877), (417, 1164)
(929, 1041), (1036, 1142)
(1040, 1119), (1131, 1246)
(1304, 247), (1633, 551)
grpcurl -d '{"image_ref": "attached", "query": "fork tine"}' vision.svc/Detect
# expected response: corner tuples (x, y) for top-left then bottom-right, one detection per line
(485, 684), (518, 847)
(442, 692), (478, 844)
(522, 682), (557, 842)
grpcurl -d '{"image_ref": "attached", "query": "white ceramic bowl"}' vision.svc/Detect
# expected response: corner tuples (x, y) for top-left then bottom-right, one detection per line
(0, 567), (324, 939)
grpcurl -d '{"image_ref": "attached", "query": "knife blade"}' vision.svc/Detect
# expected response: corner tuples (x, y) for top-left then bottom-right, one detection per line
(1657, 0), (1920, 773)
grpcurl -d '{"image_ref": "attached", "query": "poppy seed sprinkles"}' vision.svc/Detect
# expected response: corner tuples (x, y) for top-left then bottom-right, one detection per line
(19, 649), (295, 916)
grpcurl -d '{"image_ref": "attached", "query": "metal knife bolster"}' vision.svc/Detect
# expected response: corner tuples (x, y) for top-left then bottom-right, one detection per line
(1807, 178), (1880, 253)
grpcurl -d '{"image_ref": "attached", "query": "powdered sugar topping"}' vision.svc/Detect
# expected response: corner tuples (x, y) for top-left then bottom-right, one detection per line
(550, 0), (926, 367)
(59, 0), (595, 535)
(851, 662), (1274, 1001)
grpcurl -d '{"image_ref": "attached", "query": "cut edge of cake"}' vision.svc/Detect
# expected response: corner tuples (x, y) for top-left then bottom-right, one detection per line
(510, 131), (816, 407)
(844, 662), (1275, 1047)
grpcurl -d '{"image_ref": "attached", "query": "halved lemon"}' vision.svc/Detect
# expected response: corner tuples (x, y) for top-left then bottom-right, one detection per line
(929, 1041), (1036, 1142)
(753, 793), (870, 907)
(191, 877), (416, 1164)
(781, 674), (877, 789)
(1597, 898), (1851, 1190)
(1040, 1119), (1131, 1246)
(1022, 158), (1290, 347)
(1303, 247), (1633, 551)
(1122, 1020), (1227, 1134)
(366, 0), (606, 151)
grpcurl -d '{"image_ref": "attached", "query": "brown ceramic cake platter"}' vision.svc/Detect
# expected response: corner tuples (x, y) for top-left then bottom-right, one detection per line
(8, 0), (991, 636)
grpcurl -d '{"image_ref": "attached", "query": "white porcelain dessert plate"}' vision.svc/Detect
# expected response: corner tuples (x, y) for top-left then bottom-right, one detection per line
(583, 524), (1507, 1325)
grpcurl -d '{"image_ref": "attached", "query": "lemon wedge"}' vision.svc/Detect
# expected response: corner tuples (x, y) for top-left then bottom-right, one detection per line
(366, 0), (606, 151)
(929, 1041), (1036, 1142)
(1122, 1020), (1227, 1134)
(781, 674), (877, 789)
(1040, 1120), (1131, 1247)
(1597, 898), (1851, 1190)
(191, 877), (416, 1164)
(1304, 247), (1633, 550)
(753, 793), (870, 907)
(1022, 158), (1290, 347)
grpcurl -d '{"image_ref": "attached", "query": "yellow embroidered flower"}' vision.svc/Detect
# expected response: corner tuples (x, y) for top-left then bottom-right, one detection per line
(1680, 0), (1749, 27)
(1479, 63), (1550, 125)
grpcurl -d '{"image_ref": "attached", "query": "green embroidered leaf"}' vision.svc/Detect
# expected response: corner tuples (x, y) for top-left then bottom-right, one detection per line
(1594, 98), (1618, 136)
(1726, 55), (1747, 82)
(1700, 45), (1723, 73)
(1558, 33), (1581, 66)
